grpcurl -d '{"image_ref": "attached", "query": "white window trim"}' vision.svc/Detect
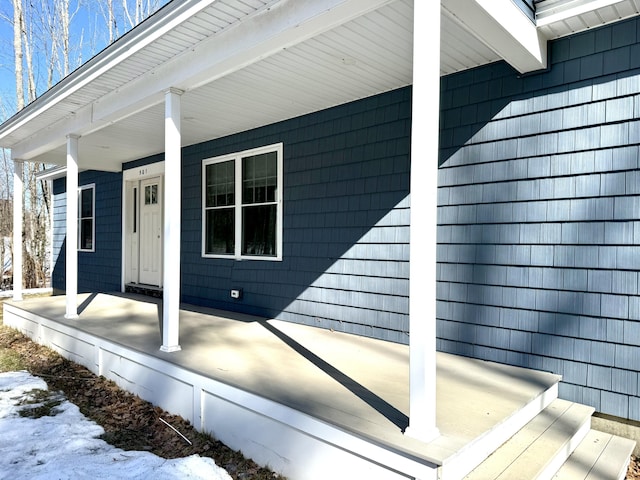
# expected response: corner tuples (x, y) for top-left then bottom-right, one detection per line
(78, 184), (95, 253)
(201, 143), (283, 261)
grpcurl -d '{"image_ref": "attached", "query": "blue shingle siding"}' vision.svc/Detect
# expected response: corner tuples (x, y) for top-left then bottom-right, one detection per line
(51, 171), (122, 293)
(51, 180), (66, 294)
(120, 87), (413, 343)
(438, 16), (640, 421)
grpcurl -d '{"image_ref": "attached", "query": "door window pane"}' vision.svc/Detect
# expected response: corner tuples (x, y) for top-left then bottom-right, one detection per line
(145, 184), (158, 205)
(133, 187), (137, 233)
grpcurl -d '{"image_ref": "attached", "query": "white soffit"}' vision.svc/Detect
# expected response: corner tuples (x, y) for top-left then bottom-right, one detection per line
(440, 11), (502, 75)
(536, 0), (640, 39)
(10, 0), (412, 170)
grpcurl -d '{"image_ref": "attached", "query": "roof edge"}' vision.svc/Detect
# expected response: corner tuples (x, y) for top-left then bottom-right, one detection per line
(0, 0), (215, 148)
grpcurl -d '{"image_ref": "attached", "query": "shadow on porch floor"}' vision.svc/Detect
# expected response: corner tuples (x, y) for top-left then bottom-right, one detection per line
(4, 292), (563, 478)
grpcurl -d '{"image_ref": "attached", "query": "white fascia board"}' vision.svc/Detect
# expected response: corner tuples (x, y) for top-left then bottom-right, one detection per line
(0, 0), (217, 145)
(443, 0), (548, 73)
(35, 165), (68, 181)
(536, 0), (626, 26)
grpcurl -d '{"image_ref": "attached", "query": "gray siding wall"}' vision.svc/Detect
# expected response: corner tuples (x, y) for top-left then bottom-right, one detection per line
(437, 17), (640, 420)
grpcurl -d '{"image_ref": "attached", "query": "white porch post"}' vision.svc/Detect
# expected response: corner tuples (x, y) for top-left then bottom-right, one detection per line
(12, 160), (23, 301)
(405, 0), (441, 442)
(65, 135), (79, 319)
(161, 87), (183, 352)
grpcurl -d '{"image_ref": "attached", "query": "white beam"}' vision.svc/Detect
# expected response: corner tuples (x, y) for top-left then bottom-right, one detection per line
(10, 105), (92, 163)
(443, 0), (547, 73)
(405, 0), (440, 444)
(65, 135), (79, 319)
(160, 88), (183, 353)
(12, 160), (23, 301)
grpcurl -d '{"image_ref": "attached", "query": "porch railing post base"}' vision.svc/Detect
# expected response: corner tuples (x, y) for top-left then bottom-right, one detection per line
(159, 345), (181, 353)
(404, 425), (440, 444)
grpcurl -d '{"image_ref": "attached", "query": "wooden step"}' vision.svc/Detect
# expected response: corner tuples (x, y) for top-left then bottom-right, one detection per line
(437, 356), (562, 480)
(465, 399), (594, 480)
(553, 429), (635, 480)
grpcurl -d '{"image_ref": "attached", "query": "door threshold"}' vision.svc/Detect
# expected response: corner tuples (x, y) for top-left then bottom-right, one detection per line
(125, 283), (163, 298)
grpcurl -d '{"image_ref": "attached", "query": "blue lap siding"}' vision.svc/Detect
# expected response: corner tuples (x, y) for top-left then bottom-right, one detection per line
(437, 16), (640, 421)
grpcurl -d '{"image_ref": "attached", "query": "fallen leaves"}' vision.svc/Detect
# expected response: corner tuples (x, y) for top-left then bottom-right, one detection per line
(629, 456), (640, 480)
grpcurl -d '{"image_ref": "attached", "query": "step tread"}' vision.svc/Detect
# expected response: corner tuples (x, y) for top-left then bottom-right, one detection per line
(553, 429), (636, 480)
(465, 399), (594, 480)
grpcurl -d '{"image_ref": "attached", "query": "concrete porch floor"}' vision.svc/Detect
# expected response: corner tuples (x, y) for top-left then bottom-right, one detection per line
(4, 292), (561, 477)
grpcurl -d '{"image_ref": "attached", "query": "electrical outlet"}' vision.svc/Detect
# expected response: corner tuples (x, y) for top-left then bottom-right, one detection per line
(230, 289), (242, 299)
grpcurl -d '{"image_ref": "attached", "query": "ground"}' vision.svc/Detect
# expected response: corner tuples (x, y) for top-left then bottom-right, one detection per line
(0, 297), (638, 479)
(631, 458), (640, 480)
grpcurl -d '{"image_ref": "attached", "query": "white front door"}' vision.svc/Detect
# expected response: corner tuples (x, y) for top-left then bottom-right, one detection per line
(139, 176), (163, 286)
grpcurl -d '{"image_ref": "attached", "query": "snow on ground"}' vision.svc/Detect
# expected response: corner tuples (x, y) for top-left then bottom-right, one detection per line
(0, 371), (232, 480)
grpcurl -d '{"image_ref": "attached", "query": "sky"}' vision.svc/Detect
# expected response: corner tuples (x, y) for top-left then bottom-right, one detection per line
(0, 371), (232, 479)
(0, 0), (170, 121)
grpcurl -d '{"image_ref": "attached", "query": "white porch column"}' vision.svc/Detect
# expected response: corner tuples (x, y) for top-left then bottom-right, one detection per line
(65, 135), (79, 319)
(12, 160), (23, 301)
(161, 87), (183, 352)
(405, 0), (441, 443)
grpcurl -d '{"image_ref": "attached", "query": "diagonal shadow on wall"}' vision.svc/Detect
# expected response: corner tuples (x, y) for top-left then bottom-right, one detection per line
(436, 20), (640, 419)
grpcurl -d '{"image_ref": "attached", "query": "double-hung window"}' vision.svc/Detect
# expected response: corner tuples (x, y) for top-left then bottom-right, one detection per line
(78, 184), (95, 252)
(202, 143), (283, 260)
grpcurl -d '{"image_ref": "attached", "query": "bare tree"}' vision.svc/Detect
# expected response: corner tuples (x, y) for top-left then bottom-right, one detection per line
(10, 0), (50, 288)
(61, 0), (71, 76)
(12, 0), (24, 111)
(1, 0), (170, 290)
(121, 0), (165, 32)
(107, 0), (115, 44)
(21, 9), (37, 102)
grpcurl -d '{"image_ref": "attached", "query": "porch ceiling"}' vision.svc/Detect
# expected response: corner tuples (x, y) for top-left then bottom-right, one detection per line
(0, 0), (639, 172)
(0, 0), (414, 172)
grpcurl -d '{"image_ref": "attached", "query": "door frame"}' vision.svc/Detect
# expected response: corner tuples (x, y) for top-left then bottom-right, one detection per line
(121, 161), (165, 291)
